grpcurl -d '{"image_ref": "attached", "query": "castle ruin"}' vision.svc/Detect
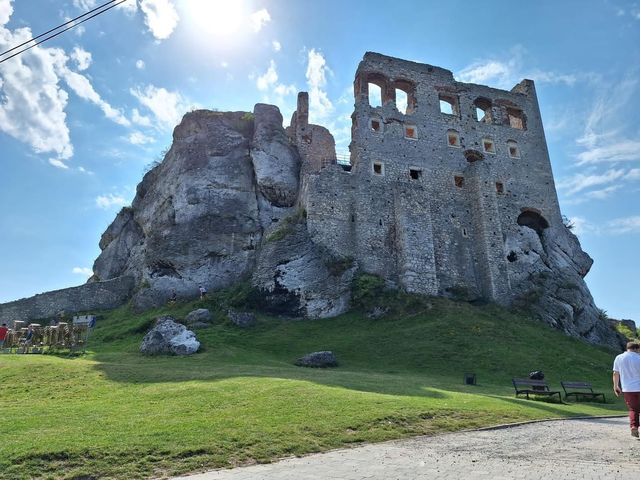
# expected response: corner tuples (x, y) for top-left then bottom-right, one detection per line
(0, 52), (621, 348)
(293, 52), (564, 304)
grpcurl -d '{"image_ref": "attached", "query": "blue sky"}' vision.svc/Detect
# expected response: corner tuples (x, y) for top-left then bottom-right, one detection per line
(0, 0), (638, 321)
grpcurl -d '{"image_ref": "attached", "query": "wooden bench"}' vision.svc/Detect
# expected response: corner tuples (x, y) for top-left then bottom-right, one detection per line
(512, 378), (562, 401)
(561, 381), (606, 403)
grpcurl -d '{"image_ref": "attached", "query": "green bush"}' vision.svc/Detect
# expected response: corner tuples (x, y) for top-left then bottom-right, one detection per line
(352, 273), (385, 308)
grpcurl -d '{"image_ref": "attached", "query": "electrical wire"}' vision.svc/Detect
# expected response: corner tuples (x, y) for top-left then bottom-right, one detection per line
(0, 0), (131, 65)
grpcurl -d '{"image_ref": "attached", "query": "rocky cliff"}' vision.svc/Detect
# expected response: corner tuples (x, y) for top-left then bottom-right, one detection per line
(92, 105), (353, 318)
(85, 102), (623, 349)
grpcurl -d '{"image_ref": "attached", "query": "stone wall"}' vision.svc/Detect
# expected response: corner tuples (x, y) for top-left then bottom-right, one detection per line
(0, 276), (135, 326)
(301, 51), (564, 303)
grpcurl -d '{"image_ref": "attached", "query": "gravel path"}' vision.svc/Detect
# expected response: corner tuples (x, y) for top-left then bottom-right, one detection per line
(173, 416), (640, 479)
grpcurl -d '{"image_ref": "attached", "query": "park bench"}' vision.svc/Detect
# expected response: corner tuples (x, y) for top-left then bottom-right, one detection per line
(561, 381), (606, 403)
(512, 378), (562, 401)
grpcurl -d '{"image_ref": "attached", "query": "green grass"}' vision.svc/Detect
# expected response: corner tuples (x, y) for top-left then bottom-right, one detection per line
(0, 295), (624, 479)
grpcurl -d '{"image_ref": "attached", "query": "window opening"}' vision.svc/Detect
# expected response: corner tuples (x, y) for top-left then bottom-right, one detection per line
(373, 162), (383, 175)
(474, 97), (493, 123)
(495, 182), (504, 194)
(464, 149), (484, 163)
(517, 210), (549, 236)
(454, 176), (464, 188)
(507, 140), (520, 158)
(447, 129), (460, 147)
(395, 89), (408, 115)
(483, 138), (495, 154)
(368, 83), (382, 108)
(404, 125), (417, 139)
(370, 118), (381, 132)
(507, 108), (525, 129)
(409, 168), (422, 180)
(439, 94), (459, 116)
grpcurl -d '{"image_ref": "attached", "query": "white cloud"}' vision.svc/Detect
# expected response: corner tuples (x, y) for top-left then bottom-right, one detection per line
(565, 216), (592, 236)
(70, 46), (92, 71)
(456, 47), (588, 90)
(128, 131), (154, 145)
(72, 266), (93, 277)
(75, 25), (86, 36)
(49, 159), (70, 169)
(576, 139), (640, 165)
(62, 69), (130, 126)
(608, 216), (640, 234)
(136, 59), (145, 69)
(73, 0), (97, 9)
(574, 77), (640, 165)
(139, 0), (179, 40)
(131, 84), (190, 129)
(132, 108), (152, 127)
(254, 60), (297, 111)
(306, 48), (334, 121)
(250, 8), (271, 32)
(0, 17), (73, 164)
(0, 0), (13, 26)
(558, 169), (626, 195)
(96, 193), (128, 210)
(272, 40), (281, 52)
(256, 60), (278, 91)
(116, 0), (138, 15)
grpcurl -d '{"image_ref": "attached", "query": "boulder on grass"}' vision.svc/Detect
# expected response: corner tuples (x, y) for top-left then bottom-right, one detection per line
(295, 351), (338, 368)
(228, 310), (256, 328)
(184, 308), (213, 329)
(140, 316), (200, 356)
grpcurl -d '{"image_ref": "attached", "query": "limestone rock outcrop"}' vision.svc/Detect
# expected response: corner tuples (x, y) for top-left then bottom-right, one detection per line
(295, 351), (338, 368)
(505, 225), (624, 350)
(252, 218), (355, 319)
(140, 316), (200, 355)
(184, 308), (213, 329)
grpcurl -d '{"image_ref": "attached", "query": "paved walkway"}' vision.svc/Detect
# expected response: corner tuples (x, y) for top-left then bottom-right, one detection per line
(174, 417), (640, 479)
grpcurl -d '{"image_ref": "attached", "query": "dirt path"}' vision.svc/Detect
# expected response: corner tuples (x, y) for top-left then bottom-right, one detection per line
(173, 416), (640, 479)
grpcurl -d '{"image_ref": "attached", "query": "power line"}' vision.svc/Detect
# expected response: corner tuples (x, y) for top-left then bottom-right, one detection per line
(0, 0), (131, 65)
(0, 1), (119, 58)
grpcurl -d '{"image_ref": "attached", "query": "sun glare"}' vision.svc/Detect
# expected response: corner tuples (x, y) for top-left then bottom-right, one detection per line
(186, 0), (247, 37)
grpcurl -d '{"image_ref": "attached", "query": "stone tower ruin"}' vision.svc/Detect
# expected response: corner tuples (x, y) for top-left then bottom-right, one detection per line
(298, 52), (569, 304)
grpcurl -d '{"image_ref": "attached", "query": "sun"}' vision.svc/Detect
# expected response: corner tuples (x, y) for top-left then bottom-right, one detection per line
(184, 0), (247, 37)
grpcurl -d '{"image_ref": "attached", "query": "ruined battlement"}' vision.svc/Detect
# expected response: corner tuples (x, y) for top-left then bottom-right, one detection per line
(300, 52), (564, 304)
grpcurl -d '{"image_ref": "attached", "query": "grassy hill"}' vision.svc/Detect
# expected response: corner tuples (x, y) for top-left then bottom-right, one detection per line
(0, 289), (624, 479)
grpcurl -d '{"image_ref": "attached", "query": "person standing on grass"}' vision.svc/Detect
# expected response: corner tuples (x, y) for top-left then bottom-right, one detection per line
(0, 323), (8, 349)
(613, 341), (640, 437)
(199, 285), (207, 300)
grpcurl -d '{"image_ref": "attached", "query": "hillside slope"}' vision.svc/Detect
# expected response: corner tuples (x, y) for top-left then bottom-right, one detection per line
(0, 295), (623, 480)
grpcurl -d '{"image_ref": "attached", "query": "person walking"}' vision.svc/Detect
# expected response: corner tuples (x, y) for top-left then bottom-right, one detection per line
(0, 323), (8, 349)
(613, 341), (640, 437)
(199, 285), (207, 300)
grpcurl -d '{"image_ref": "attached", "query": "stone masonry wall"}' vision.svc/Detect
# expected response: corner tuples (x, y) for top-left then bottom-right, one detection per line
(0, 276), (135, 326)
(304, 51), (563, 304)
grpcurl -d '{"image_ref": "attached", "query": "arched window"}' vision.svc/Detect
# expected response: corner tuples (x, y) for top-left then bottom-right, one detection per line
(507, 107), (526, 129)
(393, 79), (417, 115)
(439, 93), (459, 116)
(464, 149), (484, 163)
(507, 140), (520, 158)
(474, 97), (493, 123)
(368, 83), (382, 107)
(517, 210), (549, 235)
(447, 129), (460, 147)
